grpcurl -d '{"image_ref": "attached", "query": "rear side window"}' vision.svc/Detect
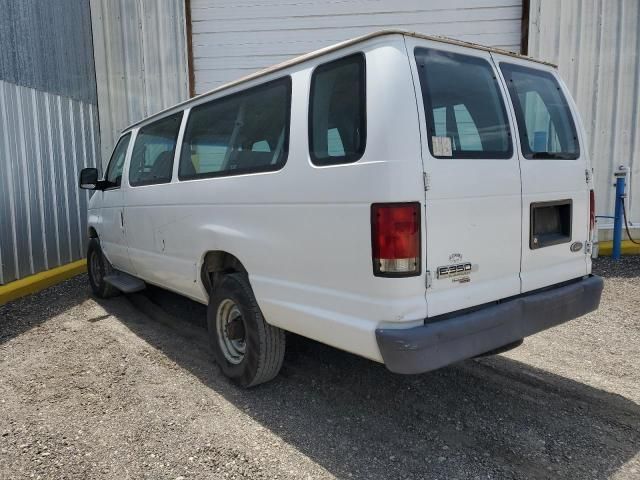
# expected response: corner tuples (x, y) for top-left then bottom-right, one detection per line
(415, 48), (512, 159)
(129, 112), (183, 186)
(179, 77), (291, 180)
(105, 133), (131, 188)
(309, 53), (366, 165)
(500, 63), (579, 159)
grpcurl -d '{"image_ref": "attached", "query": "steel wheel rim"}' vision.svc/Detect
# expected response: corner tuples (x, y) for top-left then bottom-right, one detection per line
(216, 299), (246, 364)
(89, 249), (102, 286)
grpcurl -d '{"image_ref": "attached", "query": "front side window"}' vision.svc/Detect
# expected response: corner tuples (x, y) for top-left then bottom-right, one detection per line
(500, 63), (579, 159)
(415, 48), (512, 159)
(105, 133), (131, 188)
(129, 112), (183, 186)
(309, 53), (366, 165)
(179, 77), (291, 180)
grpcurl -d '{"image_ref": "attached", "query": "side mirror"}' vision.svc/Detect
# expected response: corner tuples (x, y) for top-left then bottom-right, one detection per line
(79, 168), (99, 190)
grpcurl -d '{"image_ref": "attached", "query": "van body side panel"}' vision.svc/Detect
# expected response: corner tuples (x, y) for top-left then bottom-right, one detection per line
(492, 53), (591, 292)
(119, 36), (426, 362)
(123, 115), (195, 292)
(406, 38), (522, 318)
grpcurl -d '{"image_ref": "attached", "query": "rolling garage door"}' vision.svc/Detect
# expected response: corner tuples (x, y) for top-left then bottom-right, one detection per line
(189, 0), (524, 94)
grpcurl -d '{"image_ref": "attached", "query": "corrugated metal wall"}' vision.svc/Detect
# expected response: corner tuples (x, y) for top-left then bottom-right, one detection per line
(0, 0), (97, 104)
(0, 0), (99, 285)
(528, 0), (640, 231)
(0, 80), (100, 284)
(90, 0), (190, 168)
(190, 0), (524, 93)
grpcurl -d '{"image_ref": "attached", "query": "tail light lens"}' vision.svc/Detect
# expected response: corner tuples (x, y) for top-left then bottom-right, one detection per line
(371, 202), (421, 276)
(589, 189), (596, 235)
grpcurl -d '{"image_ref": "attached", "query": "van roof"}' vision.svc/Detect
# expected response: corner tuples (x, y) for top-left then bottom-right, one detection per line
(124, 29), (555, 132)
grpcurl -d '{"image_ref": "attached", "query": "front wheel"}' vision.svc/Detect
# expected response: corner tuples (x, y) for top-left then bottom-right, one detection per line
(87, 238), (119, 298)
(207, 273), (285, 388)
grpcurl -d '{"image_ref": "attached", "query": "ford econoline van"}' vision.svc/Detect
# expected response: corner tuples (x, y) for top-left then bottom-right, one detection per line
(79, 31), (603, 387)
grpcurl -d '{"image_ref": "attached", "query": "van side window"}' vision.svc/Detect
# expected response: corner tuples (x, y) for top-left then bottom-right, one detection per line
(179, 77), (291, 180)
(500, 63), (579, 160)
(415, 48), (512, 159)
(129, 112), (183, 187)
(104, 133), (131, 188)
(309, 53), (366, 165)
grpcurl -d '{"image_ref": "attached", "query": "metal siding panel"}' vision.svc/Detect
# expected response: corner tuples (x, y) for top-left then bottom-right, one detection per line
(90, 0), (189, 168)
(0, 0), (99, 284)
(44, 93), (63, 268)
(0, 80), (100, 284)
(0, 82), (18, 284)
(7, 83), (32, 278)
(31, 89), (49, 271)
(190, 0), (524, 93)
(58, 96), (75, 265)
(36, 92), (57, 270)
(628, 1), (640, 219)
(529, 0), (640, 229)
(0, 0), (97, 104)
(68, 99), (85, 260)
(20, 87), (45, 275)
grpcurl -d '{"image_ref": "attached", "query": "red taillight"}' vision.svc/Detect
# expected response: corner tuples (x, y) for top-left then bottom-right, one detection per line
(371, 202), (421, 276)
(589, 189), (596, 235)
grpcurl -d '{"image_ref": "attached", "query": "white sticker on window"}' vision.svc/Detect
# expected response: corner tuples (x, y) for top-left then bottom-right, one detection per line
(432, 136), (452, 157)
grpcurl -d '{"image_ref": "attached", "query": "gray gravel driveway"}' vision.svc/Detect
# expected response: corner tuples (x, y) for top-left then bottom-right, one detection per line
(1, 258), (639, 479)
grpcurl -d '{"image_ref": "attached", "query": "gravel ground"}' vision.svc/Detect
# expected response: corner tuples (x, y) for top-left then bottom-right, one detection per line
(1, 258), (639, 479)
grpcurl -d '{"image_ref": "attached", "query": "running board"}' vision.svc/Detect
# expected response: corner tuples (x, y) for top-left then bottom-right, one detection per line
(104, 272), (146, 293)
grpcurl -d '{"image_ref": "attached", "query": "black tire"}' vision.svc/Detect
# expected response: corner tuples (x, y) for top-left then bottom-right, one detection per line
(87, 238), (119, 298)
(207, 273), (285, 388)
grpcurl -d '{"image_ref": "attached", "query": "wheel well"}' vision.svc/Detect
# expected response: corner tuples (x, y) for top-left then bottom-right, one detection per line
(200, 251), (247, 295)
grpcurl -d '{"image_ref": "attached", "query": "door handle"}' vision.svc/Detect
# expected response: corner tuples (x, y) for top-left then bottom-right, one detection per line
(120, 210), (124, 228)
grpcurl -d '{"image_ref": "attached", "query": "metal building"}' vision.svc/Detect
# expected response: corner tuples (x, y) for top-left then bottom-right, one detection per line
(188, 0), (525, 93)
(0, 0), (100, 285)
(528, 0), (640, 239)
(89, 0), (190, 168)
(1, 0), (638, 286)
(92, 0), (638, 237)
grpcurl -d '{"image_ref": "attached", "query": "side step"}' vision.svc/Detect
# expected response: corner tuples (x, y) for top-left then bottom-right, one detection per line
(104, 271), (146, 293)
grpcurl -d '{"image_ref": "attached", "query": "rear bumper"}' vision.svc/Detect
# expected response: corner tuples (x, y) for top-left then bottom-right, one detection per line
(376, 275), (604, 374)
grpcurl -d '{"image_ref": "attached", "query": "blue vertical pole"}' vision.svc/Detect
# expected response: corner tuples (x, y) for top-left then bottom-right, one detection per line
(612, 167), (628, 260)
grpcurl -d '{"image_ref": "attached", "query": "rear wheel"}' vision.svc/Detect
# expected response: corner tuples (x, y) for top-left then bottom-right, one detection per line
(207, 273), (285, 387)
(87, 238), (119, 298)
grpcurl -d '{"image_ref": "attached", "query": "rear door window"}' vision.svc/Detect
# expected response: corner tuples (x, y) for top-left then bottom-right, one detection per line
(415, 48), (512, 159)
(129, 112), (183, 186)
(499, 63), (579, 159)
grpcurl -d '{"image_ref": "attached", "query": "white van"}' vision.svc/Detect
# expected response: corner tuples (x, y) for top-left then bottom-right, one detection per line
(80, 31), (603, 387)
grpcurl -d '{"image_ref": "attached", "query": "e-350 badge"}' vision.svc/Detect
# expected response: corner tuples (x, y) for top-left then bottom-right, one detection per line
(437, 262), (472, 279)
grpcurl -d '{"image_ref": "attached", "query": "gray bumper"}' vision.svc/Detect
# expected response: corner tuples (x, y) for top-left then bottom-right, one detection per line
(376, 275), (604, 374)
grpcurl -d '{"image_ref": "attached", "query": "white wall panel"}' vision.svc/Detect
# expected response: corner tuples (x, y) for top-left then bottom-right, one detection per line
(190, 0), (523, 93)
(90, 0), (190, 168)
(529, 0), (640, 232)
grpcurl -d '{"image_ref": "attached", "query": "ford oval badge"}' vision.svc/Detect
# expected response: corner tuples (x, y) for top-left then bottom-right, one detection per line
(570, 241), (583, 252)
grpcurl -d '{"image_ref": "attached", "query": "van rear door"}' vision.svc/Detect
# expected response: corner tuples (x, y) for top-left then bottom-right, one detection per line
(406, 39), (522, 317)
(493, 55), (590, 292)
